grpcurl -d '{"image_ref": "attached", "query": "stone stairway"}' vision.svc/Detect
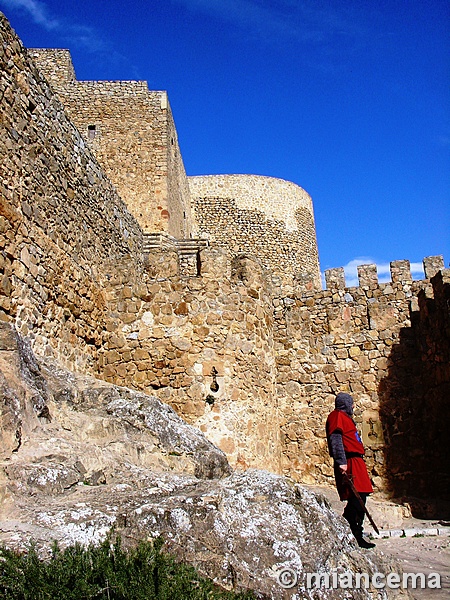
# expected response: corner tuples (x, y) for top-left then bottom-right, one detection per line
(142, 233), (209, 276)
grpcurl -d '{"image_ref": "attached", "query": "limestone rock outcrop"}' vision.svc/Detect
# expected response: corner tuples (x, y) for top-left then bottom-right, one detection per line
(0, 322), (409, 599)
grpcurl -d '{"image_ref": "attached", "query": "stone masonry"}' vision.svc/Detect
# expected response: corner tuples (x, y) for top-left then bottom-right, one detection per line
(29, 49), (192, 239)
(99, 250), (281, 472)
(0, 16), (142, 373)
(189, 174), (321, 288)
(1, 12), (448, 503)
(273, 257), (449, 502)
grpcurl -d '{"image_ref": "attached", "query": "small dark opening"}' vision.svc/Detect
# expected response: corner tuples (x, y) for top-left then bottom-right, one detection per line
(88, 125), (96, 139)
(28, 100), (37, 113)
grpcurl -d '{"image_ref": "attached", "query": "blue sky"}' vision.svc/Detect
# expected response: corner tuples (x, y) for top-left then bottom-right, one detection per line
(2, 0), (449, 286)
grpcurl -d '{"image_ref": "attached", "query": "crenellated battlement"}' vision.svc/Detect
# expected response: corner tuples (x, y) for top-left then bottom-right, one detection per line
(324, 255), (444, 291)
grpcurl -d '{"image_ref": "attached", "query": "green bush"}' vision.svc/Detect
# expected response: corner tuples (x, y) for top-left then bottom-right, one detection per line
(0, 537), (254, 599)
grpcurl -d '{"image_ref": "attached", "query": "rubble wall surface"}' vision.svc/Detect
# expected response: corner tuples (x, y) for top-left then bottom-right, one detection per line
(0, 14), (143, 372)
(189, 174), (321, 288)
(99, 250), (281, 473)
(29, 49), (192, 238)
(274, 257), (448, 503)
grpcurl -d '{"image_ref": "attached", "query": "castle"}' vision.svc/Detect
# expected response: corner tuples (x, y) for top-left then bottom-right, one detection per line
(27, 47), (321, 290)
(1, 12), (448, 507)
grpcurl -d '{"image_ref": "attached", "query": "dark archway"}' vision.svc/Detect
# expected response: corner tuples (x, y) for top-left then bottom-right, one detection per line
(378, 272), (450, 518)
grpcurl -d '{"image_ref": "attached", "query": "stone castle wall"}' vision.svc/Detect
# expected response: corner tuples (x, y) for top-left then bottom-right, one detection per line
(379, 269), (450, 503)
(0, 15), (281, 473)
(189, 175), (321, 288)
(273, 257), (448, 495)
(0, 14), (143, 372)
(99, 250), (281, 472)
(29, 49), (192, 238)
(1, 13), (448, 500)
(30, 51), (321, 286)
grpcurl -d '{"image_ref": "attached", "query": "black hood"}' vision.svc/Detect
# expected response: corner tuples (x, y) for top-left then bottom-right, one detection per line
(335, 392), (354, 417)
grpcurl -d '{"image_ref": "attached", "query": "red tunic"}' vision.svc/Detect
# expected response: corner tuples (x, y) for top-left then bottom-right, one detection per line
(326, 409), (373, 500)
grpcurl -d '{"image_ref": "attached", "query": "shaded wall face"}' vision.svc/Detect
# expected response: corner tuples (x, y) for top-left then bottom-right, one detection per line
(379, 272), (450, 514)
(0, 15), (143, 371)
(30, 51), (192, 239)
(166, 103), (192, 238)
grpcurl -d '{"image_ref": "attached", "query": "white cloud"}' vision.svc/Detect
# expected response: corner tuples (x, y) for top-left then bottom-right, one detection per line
(410, 262), (426, 278)
(1, 0), (59, 30)
(321, 257), (425, 289)
(172, 0), (364, 45)
(1, 0), (129, 63)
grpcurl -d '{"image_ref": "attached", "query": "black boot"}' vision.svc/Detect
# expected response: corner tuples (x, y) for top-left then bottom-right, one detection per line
(344, 501), (376, 549)
(355, 536), (376, 549)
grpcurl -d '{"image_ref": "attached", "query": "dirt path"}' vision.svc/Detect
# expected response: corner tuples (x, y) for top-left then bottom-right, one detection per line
(375, 535), (449, 600)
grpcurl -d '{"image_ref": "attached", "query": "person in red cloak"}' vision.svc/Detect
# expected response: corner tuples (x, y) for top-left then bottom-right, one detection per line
(326, 392), (376, 549)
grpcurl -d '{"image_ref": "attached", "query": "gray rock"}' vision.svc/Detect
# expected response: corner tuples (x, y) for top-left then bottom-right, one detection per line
(39, 359), (231, 481)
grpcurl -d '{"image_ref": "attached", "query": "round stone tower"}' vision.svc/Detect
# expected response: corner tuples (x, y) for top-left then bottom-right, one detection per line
(189, 174), (321, 288)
